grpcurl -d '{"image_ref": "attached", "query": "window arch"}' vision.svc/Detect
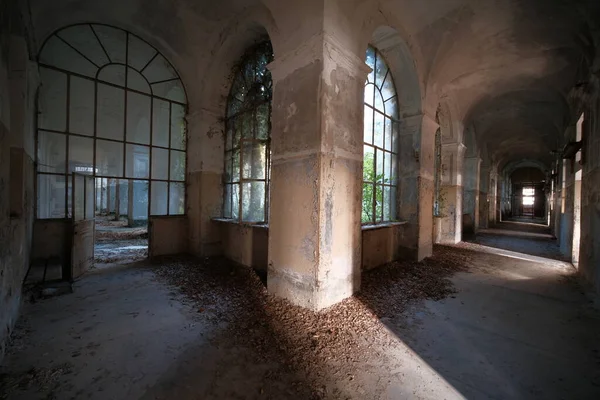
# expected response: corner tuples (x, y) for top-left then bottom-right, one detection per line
(362, 46), (399, 224)
(35, 24), (187, 219)
(223, 41), (273, 222)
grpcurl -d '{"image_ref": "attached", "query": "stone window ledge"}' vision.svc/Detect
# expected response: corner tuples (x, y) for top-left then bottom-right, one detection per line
(211, 218), (269, 229)
(361, 221), (408, 231)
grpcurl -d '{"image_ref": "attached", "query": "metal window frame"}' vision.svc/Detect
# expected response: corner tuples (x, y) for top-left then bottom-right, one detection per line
(34, 23), (188, 220)
(223, 41), (273, 224)
(363, 46), (400, 225)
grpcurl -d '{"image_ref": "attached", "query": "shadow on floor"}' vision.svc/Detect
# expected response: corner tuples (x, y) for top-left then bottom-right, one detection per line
(468, 221), (568, 261)
(357, 242), (600, 399)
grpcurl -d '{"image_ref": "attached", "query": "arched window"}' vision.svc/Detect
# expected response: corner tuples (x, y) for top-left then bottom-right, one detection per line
(362, 46), (399, 224)
(223, 41), (273, 222)
(36, 24), (187, 219)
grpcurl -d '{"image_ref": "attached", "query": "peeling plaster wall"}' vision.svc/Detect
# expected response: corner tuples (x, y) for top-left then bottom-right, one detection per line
(579, 99), (600, 294)
(218, 222), (268, 271)
(0, 4), (36, 362)
(149, 216), (189, 258)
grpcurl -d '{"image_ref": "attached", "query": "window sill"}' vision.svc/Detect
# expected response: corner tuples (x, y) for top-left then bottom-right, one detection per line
(361, 221), (408, 231)
(212, 218), (269, 229)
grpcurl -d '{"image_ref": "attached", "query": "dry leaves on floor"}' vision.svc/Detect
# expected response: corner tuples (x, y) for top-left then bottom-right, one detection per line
(153, 245), (471, 396)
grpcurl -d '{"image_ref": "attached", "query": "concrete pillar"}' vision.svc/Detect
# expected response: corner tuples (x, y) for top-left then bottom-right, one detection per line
(186, 108), (223, 257)
(266, 34), (367, 310)
(463, 157), (481, 236)
(436, 142), (465, 244)
(489, 167), (498, 225)
(397, 113), (438, 258)
(579, 99), (600, 292)
(479, 164), (490, 229)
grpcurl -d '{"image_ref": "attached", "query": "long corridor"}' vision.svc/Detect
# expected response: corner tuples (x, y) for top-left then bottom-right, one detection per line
(2, 223), (600, 399)
(391, 223), (600, 399)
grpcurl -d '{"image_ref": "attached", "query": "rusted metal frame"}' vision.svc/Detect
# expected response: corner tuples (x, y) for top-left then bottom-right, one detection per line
(39, 63), (186, 107)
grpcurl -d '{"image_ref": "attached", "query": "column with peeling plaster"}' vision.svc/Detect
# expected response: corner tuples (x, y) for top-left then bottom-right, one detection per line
(436, 142), (465, 244)
(479, 164), (490, 229)
(266, 35), (367, 310)
(397, 113), (438, 259)
(186, 108), (224, 256)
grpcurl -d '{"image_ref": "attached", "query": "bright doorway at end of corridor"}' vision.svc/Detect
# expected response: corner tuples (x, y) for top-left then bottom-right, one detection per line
(94, 178), (148, 268)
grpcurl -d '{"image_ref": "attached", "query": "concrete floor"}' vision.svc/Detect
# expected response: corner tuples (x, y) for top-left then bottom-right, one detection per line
(2, 224), (600, 399)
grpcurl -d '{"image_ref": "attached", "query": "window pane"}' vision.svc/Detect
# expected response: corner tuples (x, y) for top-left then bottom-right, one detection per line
(170, 150), (185, 181)
(363, 106), (373, 144)
(231, 184), (240, 219)
(151, 147), (169, 180)
(39, 36), (97, 77)
(69, 135), (94, 174)
(363, 146), (374, 182)
(150, 181), (168, 215)
(385, 96), (398, 119)
(384, 117), (393, 151)
(93, 25), (126, 64)
(38, 68), (67, 131)
(131, 180), (149, 221)
(391, 153), (398, 185)
(37, 131), (66, 173)
(127, 68), (151, 94)
(242, 142), (266, 180)
(169, 182), (185, 215)
(126, 144), (149, 179)
(69, 76), (94, 136)
(152, 80), (186, 103)
(170, 103), (186, 150)
(362, 183), (373, 223)
(231, 149), (240, 182)
(126, 92), (151, 144)
(37, 174), (66, 219)
(58, 25), (110, 67)
(242, 181), (265, 222)
(256, 104), (270, 140)
(383, 186), (391, 221)
(96, 139), (123, 177)
(374, 89), (384, 112)
(224, 184), (233, 218)
(97, 83), (125, 140)
(85, 177), (95, 220)
(97, 65), (126, 86)
(143, 54), (177, 83)
(152, 99), (170, 147)
(375, 185), (383, 222)
(384, 150), (391, 182)
(376, 149), (384, 183)
(364, 83), (374, 106)
(375, 52), (388, 88)
(128, 34), (156, 70)
(374, 111), (384, 148)
(73, 174), (85, 221)
(366, 47), (375, 81)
